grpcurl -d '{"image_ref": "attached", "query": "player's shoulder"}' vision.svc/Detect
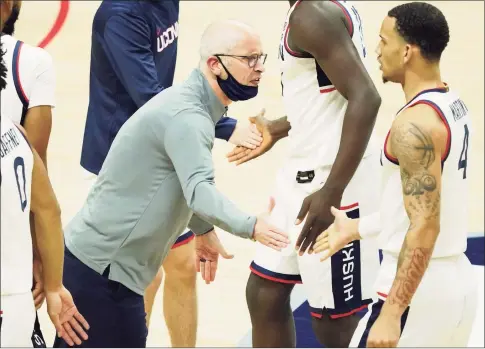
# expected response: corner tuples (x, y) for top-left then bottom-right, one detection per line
(392, 103), (447, 142)
(290, 0), (345, 27)
(289, 0), (352, 50)
(17, 41), (53, 68)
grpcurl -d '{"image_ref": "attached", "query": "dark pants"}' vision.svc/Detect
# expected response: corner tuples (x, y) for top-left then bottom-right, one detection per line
(53, 248), (147, 348)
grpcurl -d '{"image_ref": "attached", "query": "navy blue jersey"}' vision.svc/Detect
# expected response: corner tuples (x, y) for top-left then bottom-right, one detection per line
(81, 0), (236, 174)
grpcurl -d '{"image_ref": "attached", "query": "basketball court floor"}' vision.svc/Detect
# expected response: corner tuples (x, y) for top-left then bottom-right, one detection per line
(12, 1), (484, 347)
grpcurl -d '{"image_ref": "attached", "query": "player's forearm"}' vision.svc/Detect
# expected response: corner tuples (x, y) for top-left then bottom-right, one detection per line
(189, 183), (256, 239)
(324, 93), (380, 192)
(381, 225), (437, 318)
(34, 205), (64, 292)
(268, 116), (291, 141)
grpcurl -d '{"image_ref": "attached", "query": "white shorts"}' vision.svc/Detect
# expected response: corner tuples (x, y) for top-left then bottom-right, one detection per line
(251, 154), (381, 319)
(350, 252), (478, 347)
(84, 170), (194, 248)
(1, 292), (36, 347)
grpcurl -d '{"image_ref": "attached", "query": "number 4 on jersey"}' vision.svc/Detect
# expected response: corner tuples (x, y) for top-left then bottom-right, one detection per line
(458, 124), (469, 179)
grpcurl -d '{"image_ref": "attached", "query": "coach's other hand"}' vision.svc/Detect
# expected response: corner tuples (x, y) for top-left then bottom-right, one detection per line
(253, 216), (289, 251)
(196, 230), (234, 284)
(226, 109), (276, 165)
(295, 187), (342, 255)
(46, 286), (89, 346)
(311, 206), (360, 261)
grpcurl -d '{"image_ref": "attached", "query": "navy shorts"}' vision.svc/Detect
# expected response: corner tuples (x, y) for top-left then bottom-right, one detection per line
(53, 248), (147, 348)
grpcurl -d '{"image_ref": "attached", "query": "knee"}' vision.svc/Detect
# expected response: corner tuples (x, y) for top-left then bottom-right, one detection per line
(246, 273), (293, 316)
(311, 313), (360, 348)
(163, 243), (196, 284)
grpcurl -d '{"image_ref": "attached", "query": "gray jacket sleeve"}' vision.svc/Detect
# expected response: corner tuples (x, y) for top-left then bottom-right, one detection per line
(188, 213), (213, 235)
(164, 111), (256, 239)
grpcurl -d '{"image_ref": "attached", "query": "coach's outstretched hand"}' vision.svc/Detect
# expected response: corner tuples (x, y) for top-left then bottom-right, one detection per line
(253, 214), (289, 251)
(46, 286), (89, 346)
(311, 206), (360, 261)
(196, 230), (234, 284)
(226, 109), (276, 165)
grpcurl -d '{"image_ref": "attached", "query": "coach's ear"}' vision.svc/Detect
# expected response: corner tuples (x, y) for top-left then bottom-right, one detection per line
(206, 56), (222, 77)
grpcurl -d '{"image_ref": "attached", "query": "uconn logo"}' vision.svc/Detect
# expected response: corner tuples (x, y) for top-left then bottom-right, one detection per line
(157, 21), (179, 52)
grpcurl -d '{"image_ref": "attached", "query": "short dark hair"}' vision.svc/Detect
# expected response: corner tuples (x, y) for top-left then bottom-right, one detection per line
(2, 3), (20, 36)
(388, 2), (449, 62)
(0, 40), (7, 91)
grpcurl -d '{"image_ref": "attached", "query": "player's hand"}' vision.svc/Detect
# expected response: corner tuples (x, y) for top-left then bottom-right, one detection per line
(32, 258), (45, 309)
(226, 109), (276, 165)
(295, 187), (342, 255)
(195, 230), (234, 284)
(253, 215), (290, 251)
(311, 206), (360, 261)
(228, 117), (263, 149)
(46, 286), (90, 346)
(367, 313), (401, 347)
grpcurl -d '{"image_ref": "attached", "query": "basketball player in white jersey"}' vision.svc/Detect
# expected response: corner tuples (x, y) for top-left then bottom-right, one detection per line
(227, 1), (382, 347)
(1, 0), (55, 166)
(312, 2), (477, 347)
(0, 34), (89, 347)
(1, 0), (56, 345)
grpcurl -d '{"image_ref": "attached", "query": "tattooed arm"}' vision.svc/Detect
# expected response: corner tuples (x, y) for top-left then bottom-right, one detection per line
(381, 104), (448, 318)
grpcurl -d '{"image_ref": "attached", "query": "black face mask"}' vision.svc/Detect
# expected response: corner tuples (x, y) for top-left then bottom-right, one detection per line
(3, 5), (20, 36)
(216, 60), (258, 102)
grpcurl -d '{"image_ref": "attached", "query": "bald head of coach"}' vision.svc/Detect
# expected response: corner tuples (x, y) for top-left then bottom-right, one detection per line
(54, 20), (288, 348)
(199, 19), (266, 102)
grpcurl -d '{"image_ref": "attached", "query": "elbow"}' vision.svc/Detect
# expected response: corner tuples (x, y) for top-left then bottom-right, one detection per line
(348, 84), (381, 122)
(410, 221), (441, 243)
(364, 87), (381, 115)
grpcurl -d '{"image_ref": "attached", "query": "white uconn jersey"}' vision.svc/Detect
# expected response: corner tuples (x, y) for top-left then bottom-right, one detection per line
(1, 34), (30, 124)
(278, 0), (373, 169)
(0, 34), (55, 126)
(380, 87), (471, 257)
(1, 116), (34, 295)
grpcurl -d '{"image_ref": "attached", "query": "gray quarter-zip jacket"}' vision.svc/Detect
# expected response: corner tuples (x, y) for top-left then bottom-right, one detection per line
(65, 69), (256, 295)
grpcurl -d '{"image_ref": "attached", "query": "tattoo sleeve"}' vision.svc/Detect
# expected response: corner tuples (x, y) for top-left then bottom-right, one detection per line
(384, 121), (442, 315)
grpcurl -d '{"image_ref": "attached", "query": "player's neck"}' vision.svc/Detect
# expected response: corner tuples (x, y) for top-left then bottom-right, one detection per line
(402, 64), (444, 103)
